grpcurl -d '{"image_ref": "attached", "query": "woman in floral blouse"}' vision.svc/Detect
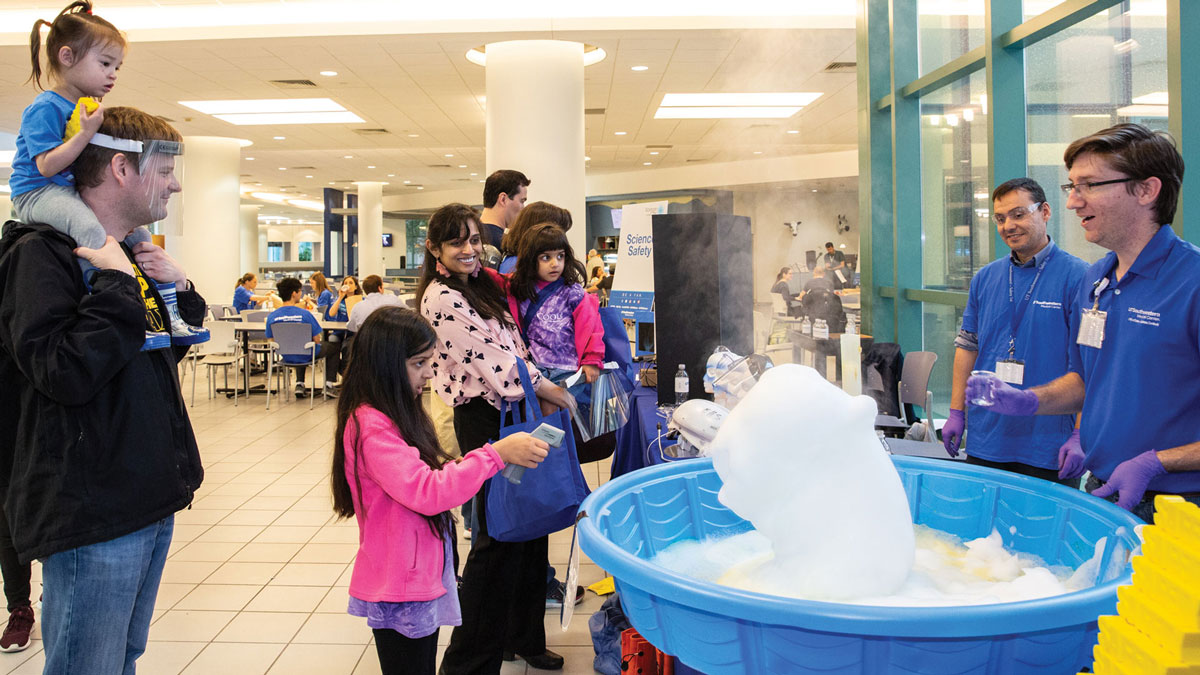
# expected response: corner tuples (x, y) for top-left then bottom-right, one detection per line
(419, 203), (571, 674)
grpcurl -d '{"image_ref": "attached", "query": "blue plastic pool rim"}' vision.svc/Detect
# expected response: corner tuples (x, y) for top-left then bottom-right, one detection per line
(578, 457), (1143, 639)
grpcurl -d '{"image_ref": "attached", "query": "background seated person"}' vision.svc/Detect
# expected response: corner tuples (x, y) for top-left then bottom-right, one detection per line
(771, 267), (802, 317)
(346, 274), (402, 334)
(233, 272), (271, 312)
(801, 285), (847, 334)
(801, 266), (835, 298)
(265, 277), (341, 398)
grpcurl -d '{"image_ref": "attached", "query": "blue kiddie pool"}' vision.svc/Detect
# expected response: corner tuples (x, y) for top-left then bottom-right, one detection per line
(577, 456), (1143, 675)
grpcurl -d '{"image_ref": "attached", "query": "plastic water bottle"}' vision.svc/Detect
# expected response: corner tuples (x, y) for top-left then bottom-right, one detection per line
(674, 364), (689, 405)
(813, 318), (829, 339)
(801, 316), (812, 336)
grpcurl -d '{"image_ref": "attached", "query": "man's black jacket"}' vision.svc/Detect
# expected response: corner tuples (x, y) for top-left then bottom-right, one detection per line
(0, 221), (205, 563)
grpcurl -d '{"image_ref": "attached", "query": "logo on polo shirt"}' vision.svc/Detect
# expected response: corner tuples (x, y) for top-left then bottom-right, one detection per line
(1127, 307), (1161, 327)
(1032, 300), (1062, 310)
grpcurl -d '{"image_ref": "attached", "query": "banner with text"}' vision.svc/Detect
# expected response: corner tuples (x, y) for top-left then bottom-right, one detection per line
(609, 200), (667, 310)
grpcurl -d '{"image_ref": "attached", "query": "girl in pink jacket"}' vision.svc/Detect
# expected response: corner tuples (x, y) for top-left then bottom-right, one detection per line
(330, 306), (549, 675)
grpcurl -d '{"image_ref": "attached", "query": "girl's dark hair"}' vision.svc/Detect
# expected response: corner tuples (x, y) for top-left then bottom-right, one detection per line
(500, 200), (572, 255)
(417, 203), (514, 328)
(342, 275), (363, 296)
(331, 306), (455, 538)
(28, 2), (125, 91)
(235, 272), (256, 289)
(776, 267), (790, 282)
(509, 223), (586, 303)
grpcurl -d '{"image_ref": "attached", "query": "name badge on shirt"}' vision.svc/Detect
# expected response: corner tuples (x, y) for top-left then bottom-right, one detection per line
(996, 359), (1025, 385)
(1078, 309), (1107, 349)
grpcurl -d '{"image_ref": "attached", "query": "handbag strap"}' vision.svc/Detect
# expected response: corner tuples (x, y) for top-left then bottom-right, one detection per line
(501, 357), (541, 424)
(519, 279), (565, 342)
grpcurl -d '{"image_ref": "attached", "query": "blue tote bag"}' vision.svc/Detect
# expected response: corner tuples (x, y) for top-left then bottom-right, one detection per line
(486, 359), (591, 542)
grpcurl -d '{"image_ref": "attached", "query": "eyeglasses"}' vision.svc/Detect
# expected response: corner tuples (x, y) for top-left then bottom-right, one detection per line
(993, 202), (1043, 226)
(1060, 177), (1135, 196)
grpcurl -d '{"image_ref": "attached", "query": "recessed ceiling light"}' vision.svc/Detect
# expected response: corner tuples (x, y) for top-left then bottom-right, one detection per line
(319, 70), (338, 77)
(787, 129), (800, 134)
(584, 156), (591, 161)
(614, 131), (627, 136)
(403, 180), (411, 184)
(631, 65), (649, 71)
(467, 45), (606, 67)
(254, 182), (262, 186)
(387, 173), (395, 177)
(245, 157), (255, 161)
(178, 98), (363, 125)
(753, 151), (763, 155)
(458, 164), (467, 168)
(329, 181), (335, 185)
(305, 175), (313, 178)
(643, 162), (652, 166)
(656, 107), (802, 119)
(278, 167), (287, 170)
(444, 154), (454, 158)
(407, 133), (419, 138)
(649, 151), (659, 155)
(367, 165), (376, 169)
(662, 93), (821, 107)
(470, 172), (477, 176)
(812, 189), (819, 192)
(273, 136), (285, 140)
(417, 186), (424, 190)
(344, 155), (353, 159)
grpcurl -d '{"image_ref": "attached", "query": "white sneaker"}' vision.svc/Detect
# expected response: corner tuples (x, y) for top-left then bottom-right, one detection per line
(294, 384), (307, 399)
(322, 383), (339, 398)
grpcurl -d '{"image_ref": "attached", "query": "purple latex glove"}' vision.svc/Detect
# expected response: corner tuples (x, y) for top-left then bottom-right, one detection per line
(942, 409), (965, 458)
(965, 375), (1039, 416)
(1056, 429), (1085, 480)
(1090, 450), (1167, 511)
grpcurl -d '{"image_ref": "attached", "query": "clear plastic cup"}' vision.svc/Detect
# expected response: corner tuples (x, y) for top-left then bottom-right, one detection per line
(969, 370), (1001, 406)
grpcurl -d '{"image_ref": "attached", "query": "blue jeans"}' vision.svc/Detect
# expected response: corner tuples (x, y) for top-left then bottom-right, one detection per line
(41, 516), (174, 675)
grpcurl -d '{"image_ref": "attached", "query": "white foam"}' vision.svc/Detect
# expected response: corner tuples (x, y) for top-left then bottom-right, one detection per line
(654, 526), (1099, 606)
(705, 364), (915, 600)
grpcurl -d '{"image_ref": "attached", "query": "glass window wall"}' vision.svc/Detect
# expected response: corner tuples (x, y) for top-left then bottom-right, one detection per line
(918, 0), (985, 75)
(1025, 0), (1167, 263)
(920, 69), (990, 293)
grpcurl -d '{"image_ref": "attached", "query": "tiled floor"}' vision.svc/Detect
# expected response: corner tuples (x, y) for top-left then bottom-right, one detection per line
(1, 370), (614, 674)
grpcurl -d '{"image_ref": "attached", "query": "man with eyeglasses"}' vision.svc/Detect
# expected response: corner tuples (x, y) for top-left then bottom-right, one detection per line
(942, 178), (1088, 486)
(967, 123), (1200, 523)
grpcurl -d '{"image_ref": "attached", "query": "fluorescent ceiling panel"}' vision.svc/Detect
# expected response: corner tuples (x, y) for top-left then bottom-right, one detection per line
(179, 98), (347, 114)
(1116, 104), (1167, 118)
(1132, 91), (1168, 105)
(287, 199), (326, 211)
(660, 92), (822, 107)
(654, 106), (802, 119)
(214, 111), (365, 125)
(250, 192), (290, 203)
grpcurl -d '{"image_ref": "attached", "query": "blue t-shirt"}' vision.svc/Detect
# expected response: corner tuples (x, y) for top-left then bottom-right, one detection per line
(233, 285), (257, 313)
(960, 241), (1088, 469)
(10, 91), (77, 196)
(265, 305), (322, 364)
(1069, 225), (1200, 493)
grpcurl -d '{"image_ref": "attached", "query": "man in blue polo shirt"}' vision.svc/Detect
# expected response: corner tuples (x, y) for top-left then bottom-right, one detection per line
(967, 123), (1200, 522)
(943, 178), (1088, 485)
(265, 277), (339, 399)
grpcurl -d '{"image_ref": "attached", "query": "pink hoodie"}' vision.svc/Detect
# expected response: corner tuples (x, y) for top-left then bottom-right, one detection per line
(343, 405), (503, 602)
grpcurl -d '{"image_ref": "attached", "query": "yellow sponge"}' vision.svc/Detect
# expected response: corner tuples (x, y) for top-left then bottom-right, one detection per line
(63, 97), (100, 142)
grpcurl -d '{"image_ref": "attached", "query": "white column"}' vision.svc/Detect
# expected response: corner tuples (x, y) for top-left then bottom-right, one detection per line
(0, 193), (12, 221)
(164, 136), (242, 305)
(485, 40), (587, 256)
(356, 181), (384, 277)
(240, 204), (260, 275)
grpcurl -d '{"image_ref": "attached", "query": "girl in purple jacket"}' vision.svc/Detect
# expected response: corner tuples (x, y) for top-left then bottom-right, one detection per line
(330, 306), (548, 675)
(506, 223), (605, 387)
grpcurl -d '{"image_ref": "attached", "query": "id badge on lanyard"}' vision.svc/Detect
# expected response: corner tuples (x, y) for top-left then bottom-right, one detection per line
(1077, 277), (1110, 349)
(1001, 258), (1045, 385)
(996, 359), (1025, 384)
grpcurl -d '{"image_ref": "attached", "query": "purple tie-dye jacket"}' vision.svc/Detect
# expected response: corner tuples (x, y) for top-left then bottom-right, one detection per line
(516, 281), (604, 372)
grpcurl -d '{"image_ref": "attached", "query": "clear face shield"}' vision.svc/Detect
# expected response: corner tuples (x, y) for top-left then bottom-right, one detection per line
(90, 133), (184, 231)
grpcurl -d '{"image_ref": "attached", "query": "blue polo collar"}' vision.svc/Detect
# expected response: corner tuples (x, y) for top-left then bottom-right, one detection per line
(1009, 236), (1056, 268)
(1096, 224), (1177, 283)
